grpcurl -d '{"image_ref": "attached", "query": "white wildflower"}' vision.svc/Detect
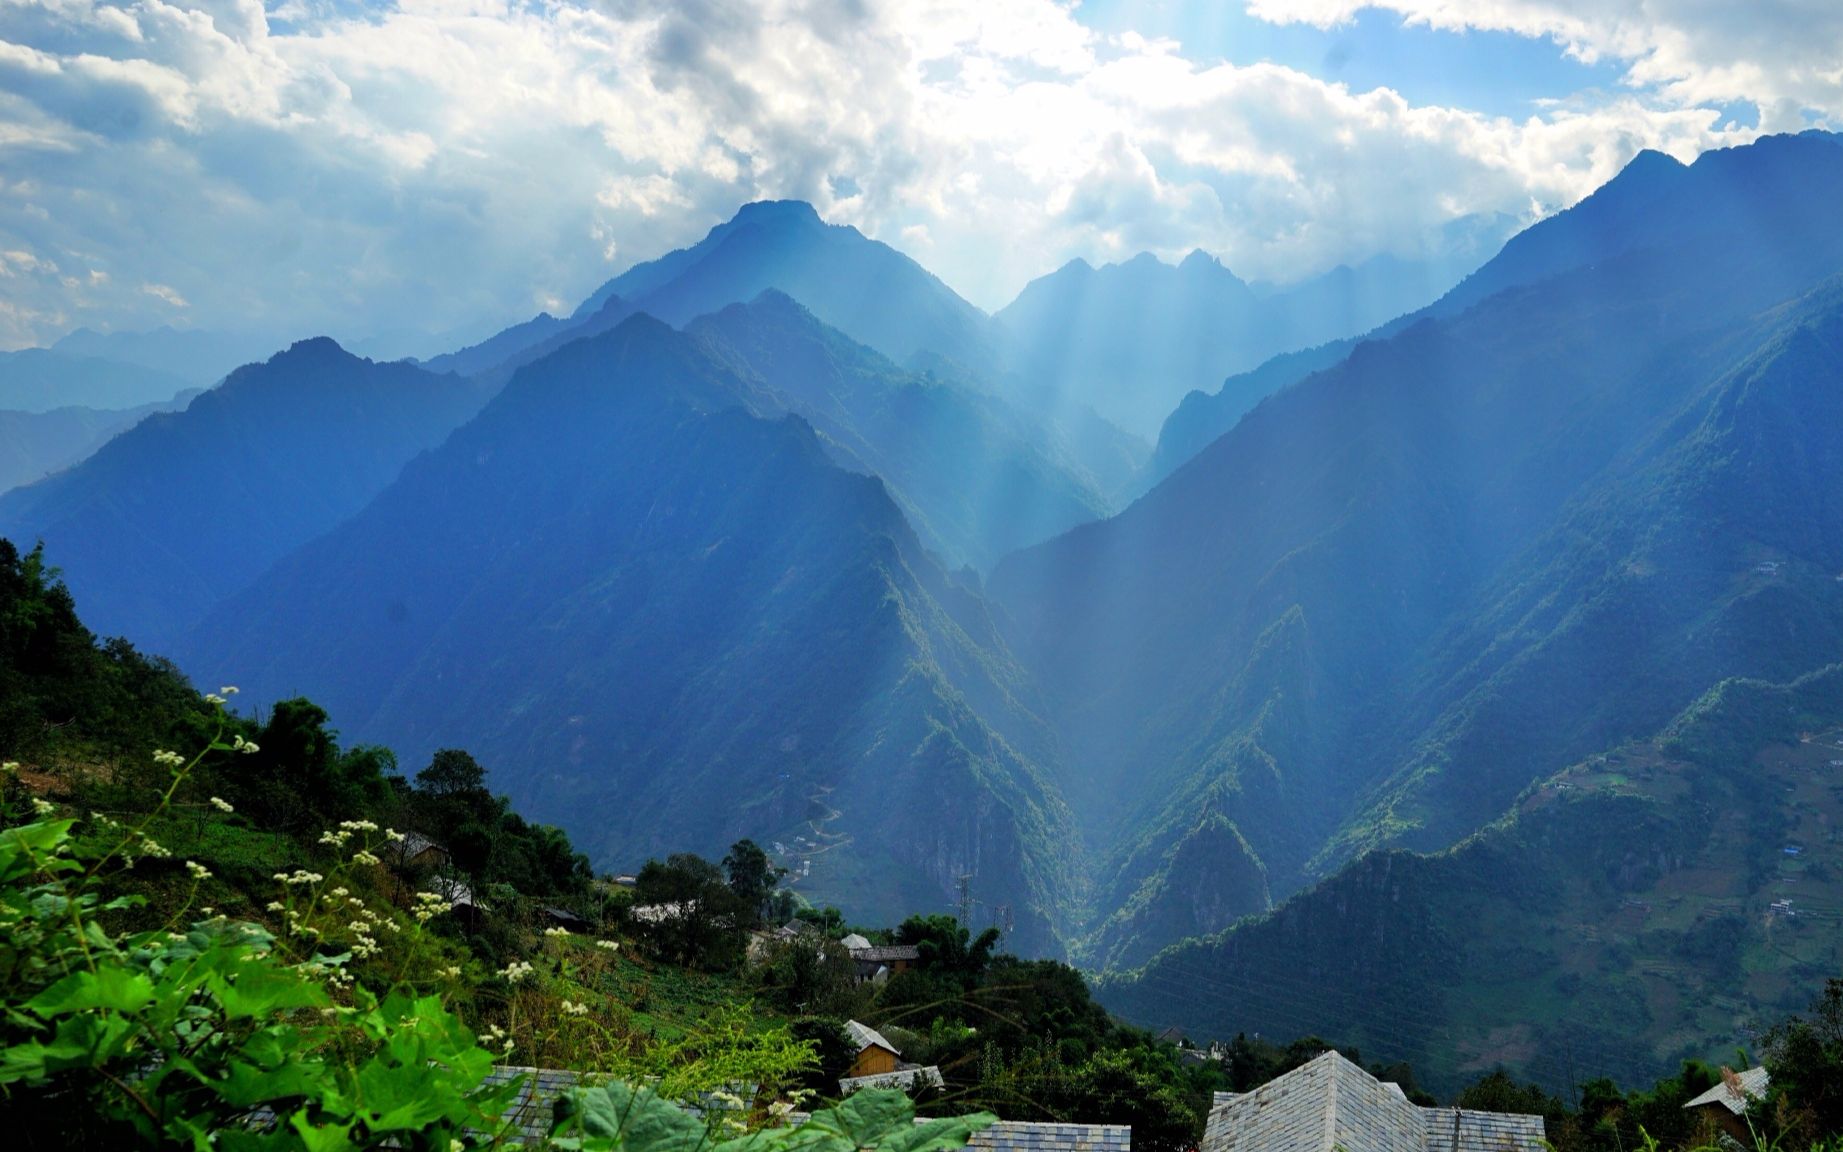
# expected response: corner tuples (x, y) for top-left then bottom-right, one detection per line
(219, 686), (239, 696)
(351, 850), (380, 866)
(266, 902), (285, 912)
(185, 860), (211, 880)
(203, 693), (225, 705)
(543, 925), (569, 937)
(208, 796), (234, 813)
(31, 798), (54, 816)
(596, 940), (620, 952)
(152, 749), (186, 767)
(498, 960), (534, 984)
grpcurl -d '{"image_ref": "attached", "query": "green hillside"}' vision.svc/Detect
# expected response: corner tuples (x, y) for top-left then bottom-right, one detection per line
(1101, 666), (1843, 1095)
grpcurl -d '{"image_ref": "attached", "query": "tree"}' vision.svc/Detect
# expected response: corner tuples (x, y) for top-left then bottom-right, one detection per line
(1763, 977), (1843, 1140)
(631, 853), (748, 970)
(722, 839), (782, 925)
(896, 915), (1000, 980)
(417, 748), (488, 798)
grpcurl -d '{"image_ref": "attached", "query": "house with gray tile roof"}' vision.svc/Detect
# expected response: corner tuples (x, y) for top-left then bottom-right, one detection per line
(1683, 1067), (1769, 1117)
(1683, 1067), (1770, 1145)
(1202, 1051), (1545, 1152)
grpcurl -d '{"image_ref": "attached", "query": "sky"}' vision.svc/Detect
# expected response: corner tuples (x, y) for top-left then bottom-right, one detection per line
(0, 0), (1839, 354)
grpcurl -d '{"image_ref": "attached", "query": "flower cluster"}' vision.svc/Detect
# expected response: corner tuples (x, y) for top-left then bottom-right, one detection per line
(543, 925), (570, 938)
(412, 891), (449, 923)
(596, 939), (620, 952)
(477, 1023), (515, 1056)
(152, 749), (186, 768)
(208, 796), (234, 813)
(229, 734), (259, 755)
(559, 999), (591, 1017)
(498, 960), (534, 984)
(185, 860), (211, 881)
(275, 870), (324, 886)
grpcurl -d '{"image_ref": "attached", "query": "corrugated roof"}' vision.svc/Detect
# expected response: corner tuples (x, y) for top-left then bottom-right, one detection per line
(840, 1065), (945, 1095)
(1202, 1052), (1545, 1152)
(1683, 1068), (1770, 1116)
(846, 1019), (900, 1056)
(968, 1120), (1132, 1152)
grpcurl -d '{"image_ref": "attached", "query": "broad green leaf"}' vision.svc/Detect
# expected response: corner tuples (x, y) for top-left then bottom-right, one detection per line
(559, 1081), (712, 1152)
(211, 963), (326, 1020)
(290, 1112), (359, 1152)
(878, 1115), (999, 1152)
(29, 966), (157, 1016)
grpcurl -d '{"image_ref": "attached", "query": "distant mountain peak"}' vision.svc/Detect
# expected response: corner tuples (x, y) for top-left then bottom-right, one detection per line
(1179, 248), (1220, 270)
(730, 199), (823, 227)
(270, 336), (357, 366)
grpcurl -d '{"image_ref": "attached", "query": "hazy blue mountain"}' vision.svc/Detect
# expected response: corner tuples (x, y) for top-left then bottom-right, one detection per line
(0, 339), (490, 646)
(418, 311), (576, 377)
(51, 326), (279, 387)
(1151, 131), (1843, 482)
(178, 315), (1081, 950)
(989, 130), (1843, 977)
(593, 200), (999, 370)
(686, 291), (1109, 569)
(424, 201), (1001, 400)
(0, 395), (193, 495)
(0, 347), (193, 412)
(995, 247), (1477, 439)
(1101, 663), (1843, 1095)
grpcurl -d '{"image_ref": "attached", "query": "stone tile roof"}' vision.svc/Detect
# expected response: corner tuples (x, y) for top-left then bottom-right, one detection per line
(1202, 1052), (1545, 1152)
(968, 1120), (1132, 1152)
(846, 1019), (901, 1055)
(1423, 1108), (1549, 1152)
(481, 1065), (586, 1145)
(1683, 1068), (1771, 1116)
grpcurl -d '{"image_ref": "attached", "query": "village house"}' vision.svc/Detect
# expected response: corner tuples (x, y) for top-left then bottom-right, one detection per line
(1682, 1067), (1770, 1146)
(1202, 1051), (1547, 1152)
(838, 934), (921, 981)
(838, 1019), (946, 1096)
(389, 831), (450, 871)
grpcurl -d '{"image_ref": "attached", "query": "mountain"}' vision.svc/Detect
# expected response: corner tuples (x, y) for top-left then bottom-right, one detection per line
(0, 347), (193, 412)
(176, 315), (1082, 952)
(418, 311), (577, 378)
(1151, 132), (1843, 482)
(0, 339), (490, 646)
(0, 396), (194, 495)
(995, 247), (1476, 439)
(987, 130), (1843, 978)
(686, 290), (1109, 569)
(435, 201), (1001, 384)
(1101, 663), (1843, 1095)
(584, 201), (999, 371)
(51, 326), (280, 388)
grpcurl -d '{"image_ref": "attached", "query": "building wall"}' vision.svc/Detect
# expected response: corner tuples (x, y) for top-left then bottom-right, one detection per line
(850, 1045), (900, 1078)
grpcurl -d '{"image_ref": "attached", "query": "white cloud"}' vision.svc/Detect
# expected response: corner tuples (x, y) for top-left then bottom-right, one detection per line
(0, 0), (1803, 349)
(1246, 1), (1843, 131)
